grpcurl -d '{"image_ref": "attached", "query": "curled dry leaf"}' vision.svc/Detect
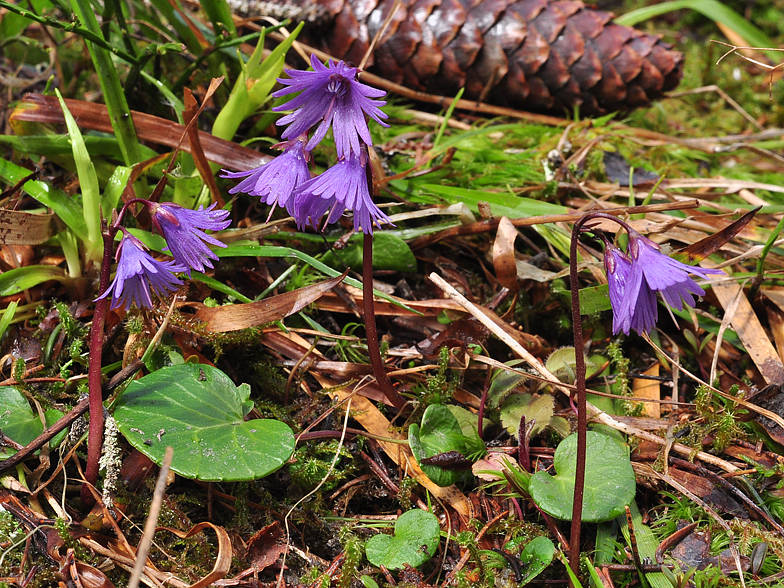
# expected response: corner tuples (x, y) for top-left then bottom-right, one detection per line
(0, 209), (54, 245)
(157, 522), (232, 588)
(679, 207), (759, 263)
(9, 94), (269, 171)
(246, 521), (288, 573)
(194, 272), (348, 332)
(492, 216), (519, 291)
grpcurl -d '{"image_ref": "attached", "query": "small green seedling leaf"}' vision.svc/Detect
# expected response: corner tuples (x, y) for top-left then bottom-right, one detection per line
(545, 347), (602, 384)
(518, 537), (555, 585)
(528, 431), (635, 522)
(409, 404), (484, 486)
(485, 363), (526, 409)
(114, 364), (295, 481)
(499, 394), (554, 439)
(365, 509), (440, 570)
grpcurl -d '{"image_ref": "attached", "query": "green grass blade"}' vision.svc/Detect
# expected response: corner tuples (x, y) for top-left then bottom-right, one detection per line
(102, 165), (133, 215)
(0, 266), (68, 296)
(199, 0), (237, 38)
(57, 229), (82, 279)
(216, 244), (418, 312)
(619, 502), (671, 588)
(615, 1), (777, 59)
(189, 273), (253, 304)
(68, 0), (145, 168)
(0, 134), (157, 161)
(419, 184), (566, 218)
(0, 301), (19, 341)
(56, 89), (101, 260)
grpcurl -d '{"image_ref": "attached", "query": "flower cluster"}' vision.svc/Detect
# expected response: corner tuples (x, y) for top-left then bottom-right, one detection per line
(222, 54), (391, 234)
(96, 202), (231, 311)
(603, 228), (723, 336)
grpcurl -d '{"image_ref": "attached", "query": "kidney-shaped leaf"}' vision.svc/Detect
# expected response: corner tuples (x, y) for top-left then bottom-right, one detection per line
(365, 509), (440, 570)
(0, 386), (41, 449)
(114, 364), (294, 481)
(528, 431), (635, 523)
(409, 404), (472, 487)
(0, 387), (65, 458)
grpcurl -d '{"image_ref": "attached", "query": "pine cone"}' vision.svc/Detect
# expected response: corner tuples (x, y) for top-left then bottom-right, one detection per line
(232, 0), (684, 115)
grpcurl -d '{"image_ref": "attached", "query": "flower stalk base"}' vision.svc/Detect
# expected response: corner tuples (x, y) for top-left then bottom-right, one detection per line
(363, 234), (406, 412)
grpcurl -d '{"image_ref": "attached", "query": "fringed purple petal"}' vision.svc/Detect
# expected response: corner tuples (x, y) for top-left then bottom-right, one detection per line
(292, 155), (393, 234)
(154, 202), (231, 275)
(96, 232), (184, 311)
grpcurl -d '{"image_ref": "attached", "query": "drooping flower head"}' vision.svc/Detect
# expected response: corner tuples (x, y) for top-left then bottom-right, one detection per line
(273, 54), (388, 159)
(96, 230), (185, 311)
(221, 139), (311, 216)
(292, 150), (392, 234)
(605, 228), (723, 335)
(150, 202), (231, 276)
(604, 241), (656, 335)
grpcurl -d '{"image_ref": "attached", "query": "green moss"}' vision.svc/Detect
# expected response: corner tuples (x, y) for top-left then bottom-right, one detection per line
(337, 526), (364, 588)
(289, 440), (356, 492)
(416, 346), (456, 407)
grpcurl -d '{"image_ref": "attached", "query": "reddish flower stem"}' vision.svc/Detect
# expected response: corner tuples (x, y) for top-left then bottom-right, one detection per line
(567, 217), (591, 583)
(81, 224), (116, 506)
(362, 233), (406, 411)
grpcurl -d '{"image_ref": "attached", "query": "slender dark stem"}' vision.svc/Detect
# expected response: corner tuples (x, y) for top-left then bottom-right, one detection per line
(362, 233), (406, 411)
(568, 218), (590, 583)
(81, 225), (116, 506)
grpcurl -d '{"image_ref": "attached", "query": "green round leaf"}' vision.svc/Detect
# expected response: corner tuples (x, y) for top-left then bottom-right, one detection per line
(408, 404), (470, 487)
(0, 386), (43, 456)
(519, 537), (555, 585)
(365, 509), (440, 570)
(0, 388), (66, 459)
(528, 431), (635, 523)
(114, 364), (294, 482)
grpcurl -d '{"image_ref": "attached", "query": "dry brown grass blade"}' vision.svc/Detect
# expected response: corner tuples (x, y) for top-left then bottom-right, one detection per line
(193, 271), (348, 332)
(9, 94), (270, 170)
(183, 82), (225, 207)
(409, 200), (700, 250)
(314, 288), (464, 316)
(332, 388), (472, 519)
(712, 281), (784, 384)
(128, 445), (173, 588)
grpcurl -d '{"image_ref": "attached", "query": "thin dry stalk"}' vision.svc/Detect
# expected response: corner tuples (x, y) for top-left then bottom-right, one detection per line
(128, 446), (174, 588)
